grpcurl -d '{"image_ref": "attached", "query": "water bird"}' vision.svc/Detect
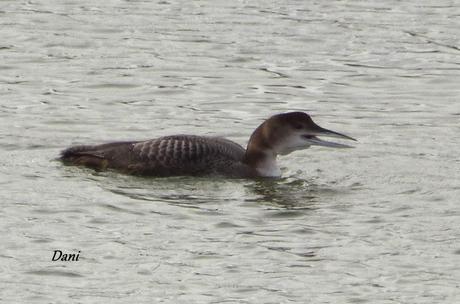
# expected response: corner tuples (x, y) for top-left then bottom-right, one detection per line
(60, 112), (356, 178)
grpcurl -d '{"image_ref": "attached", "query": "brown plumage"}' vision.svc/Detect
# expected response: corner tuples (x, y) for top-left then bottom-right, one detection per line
(60, 135), (257, 177)
(60, 112), (356, 178)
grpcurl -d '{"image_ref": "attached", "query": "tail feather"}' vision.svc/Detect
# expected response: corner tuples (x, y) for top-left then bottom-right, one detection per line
(60, 145), (107, 169)
(60, 141), (137, 171)
(61, 146), (104, 160)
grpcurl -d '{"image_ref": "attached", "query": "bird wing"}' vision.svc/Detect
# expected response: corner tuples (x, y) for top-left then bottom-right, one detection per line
(128, 135), (246, 176)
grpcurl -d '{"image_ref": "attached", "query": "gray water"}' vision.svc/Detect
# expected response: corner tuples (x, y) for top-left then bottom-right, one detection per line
(1, 0), (460, 303)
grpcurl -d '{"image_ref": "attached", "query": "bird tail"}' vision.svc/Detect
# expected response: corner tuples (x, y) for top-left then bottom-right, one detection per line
(60, 145), (107, 169)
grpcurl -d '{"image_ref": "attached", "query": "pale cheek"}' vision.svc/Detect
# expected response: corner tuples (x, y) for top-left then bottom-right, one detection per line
(290, 136), (308, 148)
(278, 137), (311, 155)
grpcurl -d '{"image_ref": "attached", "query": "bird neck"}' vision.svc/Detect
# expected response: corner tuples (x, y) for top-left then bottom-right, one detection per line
(243, 124), (281, 177)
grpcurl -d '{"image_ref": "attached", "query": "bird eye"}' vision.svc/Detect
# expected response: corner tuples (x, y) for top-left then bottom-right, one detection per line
(293, 123), (302, 130)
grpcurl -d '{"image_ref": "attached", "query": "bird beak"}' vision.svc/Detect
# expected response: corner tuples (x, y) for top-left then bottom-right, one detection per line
(302, 125), (357, 149)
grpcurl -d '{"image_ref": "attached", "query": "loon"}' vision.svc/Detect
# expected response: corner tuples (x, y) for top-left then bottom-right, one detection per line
(60, 112), (356, 178)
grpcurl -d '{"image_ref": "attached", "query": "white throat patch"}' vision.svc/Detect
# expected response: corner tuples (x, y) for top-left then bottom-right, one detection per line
(255, 154), (281, 177)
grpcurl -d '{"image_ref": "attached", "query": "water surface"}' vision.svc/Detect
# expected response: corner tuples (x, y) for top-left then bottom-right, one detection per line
(1, 0), (460, 303)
